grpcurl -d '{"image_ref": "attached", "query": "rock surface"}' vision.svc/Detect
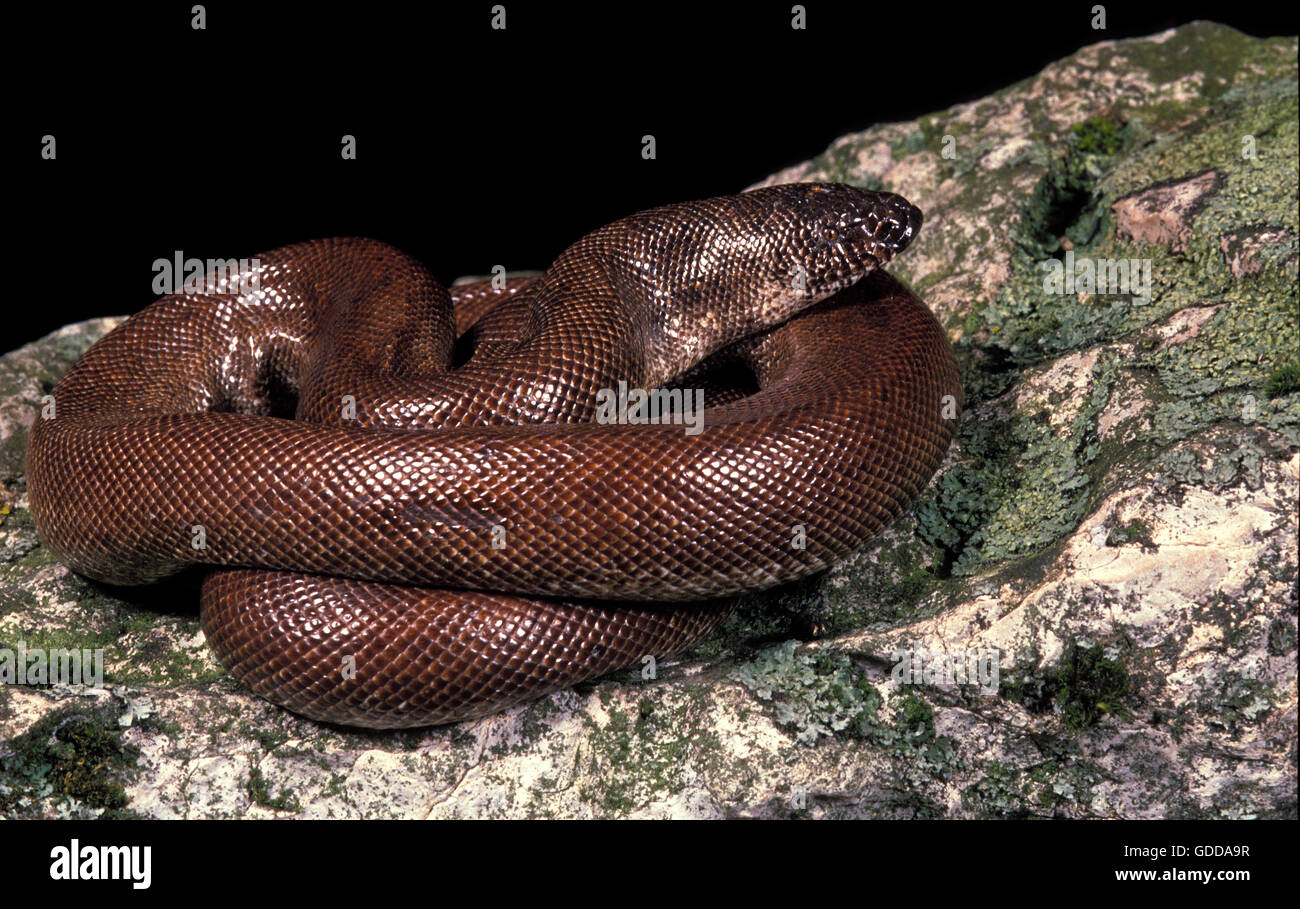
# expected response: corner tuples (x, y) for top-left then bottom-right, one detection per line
(2, 22), (1296, 819)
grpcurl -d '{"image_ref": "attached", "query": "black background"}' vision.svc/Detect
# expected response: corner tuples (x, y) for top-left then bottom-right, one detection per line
(6, 817), (1290, 893)
(7, 1), (1296, 349)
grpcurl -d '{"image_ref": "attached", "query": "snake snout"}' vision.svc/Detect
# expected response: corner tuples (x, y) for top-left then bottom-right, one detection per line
(811, 186), (923, 276)
(862, 191), (923, 257)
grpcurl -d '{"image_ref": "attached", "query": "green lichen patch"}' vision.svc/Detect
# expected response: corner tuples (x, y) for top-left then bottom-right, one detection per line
(1052, 642), (1135, 729)
(1071, 116), (1126, 155)
(891, 126), (932, 161)
(1106, 519), (1157, 551)
(1265, 362), (1300, 399)
(894, 692), (936, 742)
(1214, 677), (1276, 730)
(0, 545), (225, 691)
(1267, 617), (1297, 657)
(731, 641), (881, 745)
(1004, 641), (1135, 731)
(961, 757), (1111, 818)
(576, 691), (719, 816)
(731, 640), (966, 798)
(0, 593), (219, 691)
(913, 359), (1117, 579)
(963, 760), (1057, 818)
(0, 705), (140, 818)
(246, 764), (301, 812)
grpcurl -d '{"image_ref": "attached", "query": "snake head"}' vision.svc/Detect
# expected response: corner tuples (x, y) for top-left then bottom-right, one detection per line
(600, 182), (925, 382)
(770, 182), (922, 300)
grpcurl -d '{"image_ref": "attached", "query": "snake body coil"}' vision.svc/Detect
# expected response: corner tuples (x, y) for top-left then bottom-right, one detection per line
(26, 183), (961, 728)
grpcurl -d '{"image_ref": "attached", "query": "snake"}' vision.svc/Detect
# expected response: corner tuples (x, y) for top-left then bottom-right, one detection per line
(25, 183), (961, 728)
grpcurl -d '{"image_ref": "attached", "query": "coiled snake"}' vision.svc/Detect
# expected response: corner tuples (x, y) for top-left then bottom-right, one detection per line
(25, 183), (961, 728)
